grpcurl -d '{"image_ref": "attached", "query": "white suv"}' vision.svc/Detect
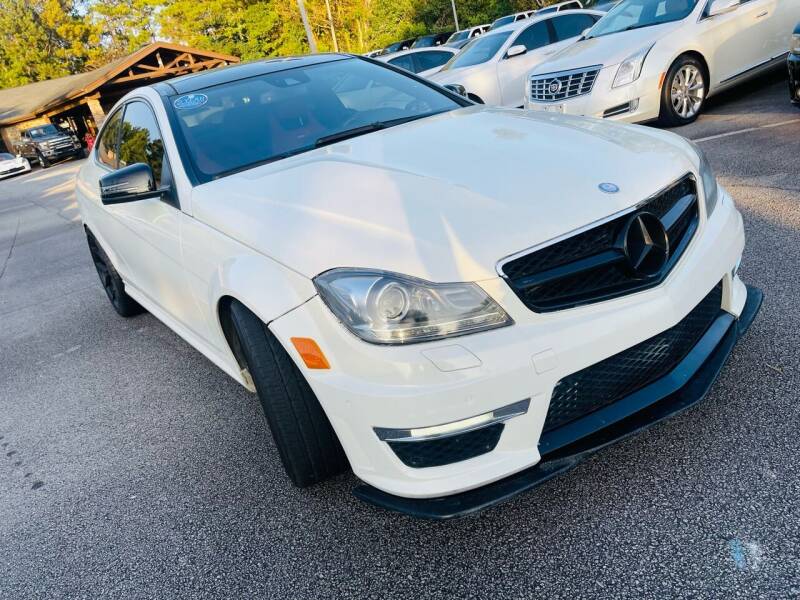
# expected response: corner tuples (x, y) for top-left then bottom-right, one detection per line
(526, 0), (800, 124)
(76, 55), (761, 518)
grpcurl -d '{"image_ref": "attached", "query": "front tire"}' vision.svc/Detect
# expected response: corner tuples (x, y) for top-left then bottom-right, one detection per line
(86, 231), (144, 317)
(658, 55), (707, 127)
(229, 300), (348, 488)
(37, 152), (50, 169)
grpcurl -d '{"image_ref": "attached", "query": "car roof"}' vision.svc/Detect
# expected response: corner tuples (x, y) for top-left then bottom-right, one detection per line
(153, 54), (349, 95)
(491, 9), (601, 33)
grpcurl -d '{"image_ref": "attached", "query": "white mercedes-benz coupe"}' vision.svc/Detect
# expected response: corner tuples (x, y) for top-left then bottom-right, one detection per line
(76, 54), (761, 518)
(525, 0), (800, 125)
(429, 10), (604, 106)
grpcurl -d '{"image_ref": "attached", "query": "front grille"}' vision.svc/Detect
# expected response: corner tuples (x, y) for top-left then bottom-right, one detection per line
(48, 138), (73, 150)
(542, 283), (722, 433)
(530, 66), (601, 103)
(387, 424), (504, 468)
(501, 175), (699, 312)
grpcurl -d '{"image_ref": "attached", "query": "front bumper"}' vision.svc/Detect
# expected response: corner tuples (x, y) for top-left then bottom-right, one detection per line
(355, 284), (762, 518)
(0, 161), (31, 179)
(525, 64), (662, 124)
(268, 186), (750, 504)
(789, 54), (800, 104)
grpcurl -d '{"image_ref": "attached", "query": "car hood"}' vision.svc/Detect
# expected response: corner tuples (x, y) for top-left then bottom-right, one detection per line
(31, 133), (70, 143)
(191, 106), (696, 283)
(428, 64), (488, 86)
(533, 22), (679, 74)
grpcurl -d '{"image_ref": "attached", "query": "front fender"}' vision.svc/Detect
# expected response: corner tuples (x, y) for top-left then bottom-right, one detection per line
(208, 253), (317, 330)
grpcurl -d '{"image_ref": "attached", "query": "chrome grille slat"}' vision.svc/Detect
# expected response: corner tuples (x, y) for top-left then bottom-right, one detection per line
(530, 66), (601, 103)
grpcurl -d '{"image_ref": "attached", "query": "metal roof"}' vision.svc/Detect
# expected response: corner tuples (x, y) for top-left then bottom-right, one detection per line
(0, 43), (238, 126)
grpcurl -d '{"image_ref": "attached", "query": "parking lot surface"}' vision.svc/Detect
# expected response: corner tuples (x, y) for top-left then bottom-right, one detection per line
(1, 69), (798, 598)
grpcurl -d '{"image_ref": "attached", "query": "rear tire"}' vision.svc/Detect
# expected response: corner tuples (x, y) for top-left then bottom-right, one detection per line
(658, 55), (707, 127)
(85, 231), (144, 317)
(229, 300), (348, 487)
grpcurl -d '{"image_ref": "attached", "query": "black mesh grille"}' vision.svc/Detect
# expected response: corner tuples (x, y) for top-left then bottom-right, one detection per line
(388, 424), (504, 468)
(502, 176), (698, 312)
(543, 283), (722, 433)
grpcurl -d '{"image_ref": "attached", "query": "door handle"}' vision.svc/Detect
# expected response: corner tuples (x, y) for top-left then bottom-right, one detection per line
(755, 11), (768, 18)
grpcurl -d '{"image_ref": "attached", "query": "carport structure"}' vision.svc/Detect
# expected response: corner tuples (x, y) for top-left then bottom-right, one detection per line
(0, 42), (238, 152)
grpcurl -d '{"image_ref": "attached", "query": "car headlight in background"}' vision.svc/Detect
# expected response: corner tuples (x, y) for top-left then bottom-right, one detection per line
(688, 140), (719, 218)
(612, 44), (654, 88)
(314, 269), (513, 345)
(792, 33), (800, 54)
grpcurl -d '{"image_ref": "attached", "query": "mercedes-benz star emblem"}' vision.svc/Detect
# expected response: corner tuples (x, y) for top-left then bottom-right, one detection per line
(598, 182), (620, 194)
(621, 212), (669, 277)
(549, 80), (562, 94)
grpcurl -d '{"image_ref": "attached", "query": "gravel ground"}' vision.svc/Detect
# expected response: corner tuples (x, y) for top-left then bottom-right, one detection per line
(1, 69), (798, 599)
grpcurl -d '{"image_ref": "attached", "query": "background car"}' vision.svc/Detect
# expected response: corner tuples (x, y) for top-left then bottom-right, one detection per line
(790, 22), (800, 106)
(489, 10), (535, 30)
(382, 38), (417, 55)
(13, 124), (84, 168)
(411, 32), (454, 48)
(535, 0), (584, 14)
(0, 152), (31, 179)
(430, 10), (603, 106)
(527, 0), (800, 125)
(445, 25), (491, 47)
(377, 47), (459, 76)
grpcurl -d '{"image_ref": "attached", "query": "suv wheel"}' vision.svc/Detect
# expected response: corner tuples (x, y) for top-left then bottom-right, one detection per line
(36, 151), (50, 169)
(228, 300), (349, 487)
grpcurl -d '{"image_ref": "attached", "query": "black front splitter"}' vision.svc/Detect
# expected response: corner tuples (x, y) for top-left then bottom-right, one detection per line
(353, 285), (763, 520)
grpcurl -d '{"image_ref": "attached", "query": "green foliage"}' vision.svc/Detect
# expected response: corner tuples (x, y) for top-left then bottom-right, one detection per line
(0, 0), (566, 89)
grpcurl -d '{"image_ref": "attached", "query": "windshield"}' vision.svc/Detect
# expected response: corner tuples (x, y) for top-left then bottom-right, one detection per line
(172, 58), (462, 182)
(412, 36), (438, 48)
(587, 0), (698, 38)
(447, 30), (469, 43)
(441, 32), (512, 70)
(491, 15), (516, 29)
(27, 124), (60, 138)
(0, 153), (14, 160)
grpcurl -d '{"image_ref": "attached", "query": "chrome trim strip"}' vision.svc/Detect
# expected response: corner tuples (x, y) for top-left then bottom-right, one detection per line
(374, 398), (530, 442)
(495, 173), (697, 277)
(529, 64), (604, 80)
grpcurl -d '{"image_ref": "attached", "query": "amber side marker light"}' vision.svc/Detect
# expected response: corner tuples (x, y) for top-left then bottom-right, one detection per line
(290, 337), (331, 369)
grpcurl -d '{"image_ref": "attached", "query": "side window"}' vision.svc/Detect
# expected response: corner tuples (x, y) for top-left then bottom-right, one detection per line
(388, 54), (417, 73)
(416, 51), (453, 72)
(514, 21), (552, 51)
(96, 110), (123, 169)
(118, 101), (165, 186)
(551, 14), (599, 41)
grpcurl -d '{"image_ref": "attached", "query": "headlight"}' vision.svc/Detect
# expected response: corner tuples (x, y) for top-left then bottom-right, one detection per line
(688, 140), (718, 218)
(612, 44), (654, 88)
(314, 269), (513, 345)
(792, 33), (800, 54)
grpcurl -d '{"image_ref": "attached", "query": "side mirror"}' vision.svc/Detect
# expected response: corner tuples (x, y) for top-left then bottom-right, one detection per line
(100, 163), (165, 205)
(706, 0), (738, 17)
(506, 44), (527, 59)
(581, 27), (592, 38)
(443, 83), (468, 98)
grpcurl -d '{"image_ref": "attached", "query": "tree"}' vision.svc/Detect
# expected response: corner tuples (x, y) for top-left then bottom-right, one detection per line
(84, 0), (161, 60)
(0, 0), (99, 88)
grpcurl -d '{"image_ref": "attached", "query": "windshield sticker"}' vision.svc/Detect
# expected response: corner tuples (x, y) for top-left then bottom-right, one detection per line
(174, 94), (208, 110)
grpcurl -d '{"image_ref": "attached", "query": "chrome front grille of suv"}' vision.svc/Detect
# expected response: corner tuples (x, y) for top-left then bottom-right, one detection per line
(529, 65), (602, 103)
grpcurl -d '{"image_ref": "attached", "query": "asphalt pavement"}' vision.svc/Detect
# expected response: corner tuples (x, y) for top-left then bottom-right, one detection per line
(1, 68), (798, 599)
